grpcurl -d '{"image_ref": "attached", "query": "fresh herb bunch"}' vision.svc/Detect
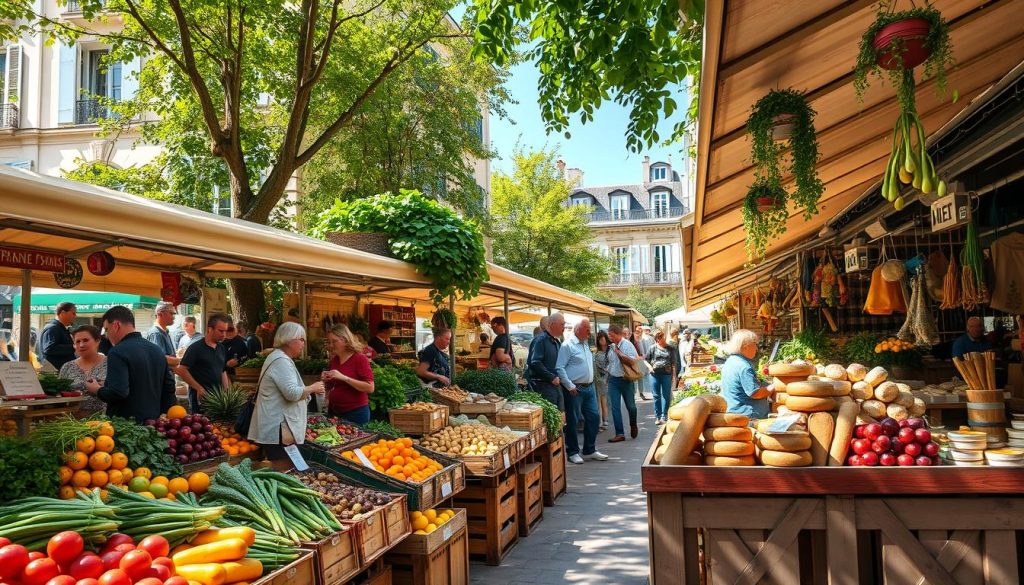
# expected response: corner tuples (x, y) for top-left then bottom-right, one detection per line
(854, 1), (954, 104)
(841, 332), (881, 367)
(742, 181), (789, 260)
(30, 414), (100, 453)
(0, 436), (63, 503)
(109, 417), (183, 477)
(368, 363), (409, 418)
(454, 369), (517, 398)
(508, 391), (561, 438)
(777, 328), (835, 363)
(392, 365), (421, 391)
(240, 355), (267, 369)
(310, 190), (488, 305)
(38, 373), (74, 396)
(746, 89), (823, 220)
(361, 420), (405, 438)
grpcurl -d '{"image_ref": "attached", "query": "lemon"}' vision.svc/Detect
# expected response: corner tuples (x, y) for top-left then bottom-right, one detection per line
(149, 483), (169, 499)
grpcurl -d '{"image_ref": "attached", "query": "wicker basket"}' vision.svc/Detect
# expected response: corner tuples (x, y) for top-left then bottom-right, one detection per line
(326, 232), (393, 258)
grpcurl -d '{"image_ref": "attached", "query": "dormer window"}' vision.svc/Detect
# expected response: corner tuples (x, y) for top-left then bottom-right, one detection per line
(610, 194), (629, 219)
(651, 165), (667, 181)
(651, 192), (670, 217)
(570, 196), (591, 207)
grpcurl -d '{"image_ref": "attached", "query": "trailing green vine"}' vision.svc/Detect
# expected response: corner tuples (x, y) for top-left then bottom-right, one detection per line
(742, 181), (789, 260)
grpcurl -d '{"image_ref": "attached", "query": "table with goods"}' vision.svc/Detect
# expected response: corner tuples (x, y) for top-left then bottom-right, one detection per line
(643, 360), (1024, 585)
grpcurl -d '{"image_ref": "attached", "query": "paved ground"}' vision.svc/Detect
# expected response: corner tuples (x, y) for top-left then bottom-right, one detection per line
(471, 397), (655, 585)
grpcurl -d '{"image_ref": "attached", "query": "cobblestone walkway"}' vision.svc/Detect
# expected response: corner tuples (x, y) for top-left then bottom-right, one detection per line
(471, 398), (655, 585)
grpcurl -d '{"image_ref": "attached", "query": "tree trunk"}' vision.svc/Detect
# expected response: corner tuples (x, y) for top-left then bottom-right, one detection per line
(229, 279), (266, 330)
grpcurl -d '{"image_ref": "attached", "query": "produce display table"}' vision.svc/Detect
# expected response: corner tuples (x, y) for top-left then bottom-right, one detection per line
(452, 466), (519, 566)
(642, 431), (1024, 585)
(385, 509), (470, 585)
(0, 396), (86, 436)
(526, 434), (566, 506)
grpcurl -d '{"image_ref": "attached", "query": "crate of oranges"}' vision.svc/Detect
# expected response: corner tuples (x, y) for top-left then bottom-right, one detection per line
(390, 508), (466, 555)
(305, 436), (466, 511)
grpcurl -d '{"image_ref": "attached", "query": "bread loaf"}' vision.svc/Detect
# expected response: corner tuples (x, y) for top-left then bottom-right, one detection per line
(666, 419), (680, 433)
(846, 363), (867, 382)
(886, 403), (909, 421)
(768, 362), (815, 377)
(865, 366), (889, 386)
(756, 433), (812, 452)
(704, 440), (755, 456)
(895, 390), (914, 408)
(706, 412), (750, 428)
(829, 380), (852, 396)
(701, 393), (728, 413)
(760, 450), (813, 467)
(660, 398), (711, 465)
(703, 426), (754, 442)
(860, 399), (887, 419)
(808, 412), (835, 466)
(852, 381), (874, 401)
(783, 396), (837, 413)
(706, 454), (756, 466)
(874, 381), (899, 403)
(785, 381), (835, 398)
(829, 400), (860, 466)
(910, 397), (927, 417)
(823, 364), (848, 381)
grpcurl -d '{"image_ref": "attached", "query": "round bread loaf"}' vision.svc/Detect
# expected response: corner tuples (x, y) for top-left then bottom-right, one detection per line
(759, 450), (813, 467)
(860, 399), (887, 419)
(768, 362), (815, 377)
(706, 454), (756, 467)
(785, 381), (835, 398)
(910, 397), (927, 416)
(895, 390), (914, 408)
(666, 419), (680, 433)
(886, 403), (909, 421)
(655, 444), (667, 462)
(704, 426), (754, 442)
(704, 440), (755, 456)
(807, 374), (823, 381)
(706, 412), (750, 427)
(830, 380), (852, 396)
(756, 433), (812, 452)
(874, 381), (900, 403)
(846, 363), (867, 382)
(823, 364), (848, 381)
(865, 366), (889, 386)
(852, 381), (874, 401)
(783, 396), (837, 412)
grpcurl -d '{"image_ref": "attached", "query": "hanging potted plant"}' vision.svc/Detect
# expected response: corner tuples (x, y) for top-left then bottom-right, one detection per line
(742, 180), (789, 260)
(746, 89), (824, 219)
(854, 1), (954, 209)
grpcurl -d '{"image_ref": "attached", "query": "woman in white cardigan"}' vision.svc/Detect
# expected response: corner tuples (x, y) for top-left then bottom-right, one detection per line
(248, 322), (325, 459)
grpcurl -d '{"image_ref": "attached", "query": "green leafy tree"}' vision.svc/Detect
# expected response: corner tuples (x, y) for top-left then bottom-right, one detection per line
(488, 148), (611, 292)
(468, 0), (703, 151)
(620, 284), (681, 324)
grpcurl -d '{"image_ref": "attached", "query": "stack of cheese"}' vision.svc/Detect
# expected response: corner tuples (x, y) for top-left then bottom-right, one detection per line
(755, 429), (813, 467)
(849, 365), (926, 422)
(769, 362), (816, 412)
(703, 412), (756, 466)
(655, 393), (729, 466)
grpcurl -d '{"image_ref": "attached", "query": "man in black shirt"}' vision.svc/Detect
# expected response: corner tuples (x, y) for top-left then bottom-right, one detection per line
(175, 313), (230, 412)
(40, 301), (77, 369)
(416, 328), (452, 386)
(237, 321), (262, 358)
(368, 321), (393, 356)
(222, 322), (250, 376)
(85, 306), (175, 423)
(489, 316), (514, 371)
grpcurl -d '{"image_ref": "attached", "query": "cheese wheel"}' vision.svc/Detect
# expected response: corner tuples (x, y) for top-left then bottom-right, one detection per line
(661, 398), (711, 465)
(807, 374), (823, 381)
(756, 433), (812, 452)
(910, 397), (927, 417)
(829, 380), (852, 396)
(783, 396), (837, 412)
(703, 426), (754, 442)
(874, 381), (899, 403)
(701, 393), (728, 413)
(775, 392), (788, 405)
(706, 455), (756, 467)
(895, 390), (914, 408)
(823, 364), (848, 381)
(808, 412), (835, 466)
(704, 440), (755, 456)
(886, 403), (909, 421)
(768, 362), (815, 377)
(667, 393), (727, 421)
(860, 399), (887, 419)
(846, 363), (867, 382)
(772, 378), (790, 393)
(865, 366), (889, 386)
(760, 450), (813, 467)
(706, 413), (750, 428)
(785, 381), (835, 398)
(828, 400), (860, 466)
(852, 381), (874, 401)
(666, 419), (680, 433)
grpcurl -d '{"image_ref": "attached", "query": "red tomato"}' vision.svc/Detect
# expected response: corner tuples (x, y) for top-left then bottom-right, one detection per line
(68, 554), (105, 580)
(144, 564), (171, 581)
(118, 550), (152, 581)
(134, 579), (163, 585)
(96, 569), (131, 585)
(151, 556), (174, 577)
(0, 539), (9, 548)
(44, 576), (77, 585)
(47, 532), (84, 565)
(74, 580), (99, 585)
(99, 536), (133, 556)
(111, 545), (134, 555)
(163, 577), (190, 585)
(21, 558), (60, 585)
(99, 551), (126, 572)
(28, 552), (46, 561)
(0, 544), (30, 579)
(135, 536), (169, 560)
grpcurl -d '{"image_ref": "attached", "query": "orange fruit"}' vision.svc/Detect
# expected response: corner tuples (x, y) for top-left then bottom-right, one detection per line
(98, 422), (115, 437)
(121, 468), (134, 481)
(134, 467), (152, 480)
(150, 476), (169, 487)
(187, 472), (210, 495)
(99, 489), (109, 501)
(167, 405), (187, 419)
(95, 435), (115, 453)
(71, 469), (91, 487)
(65, 451), (89, 471)
(76, 437), (96, 455)
(90, 470), (109, 487)
(139, 492), (156, 499)
(111, 452), (128, 470)
(59, 466), (73, 485)
(107, 469), (124, 485)
(89, 452), (112, 471)
(168, 477), (190, 494)
(59, 485), (76, 500)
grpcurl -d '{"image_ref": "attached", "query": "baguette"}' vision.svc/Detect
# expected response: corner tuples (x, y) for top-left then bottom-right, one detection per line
(661, 397), (712, 465)
(829, 401), (860, 466)
(808, 412), (835, 466)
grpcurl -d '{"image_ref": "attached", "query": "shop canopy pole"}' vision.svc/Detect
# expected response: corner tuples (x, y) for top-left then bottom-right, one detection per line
(298, 281), (307, 358)
(18, 270), (30, 361)
(448, 295), (456, 366)
(503, 290), (509, 326)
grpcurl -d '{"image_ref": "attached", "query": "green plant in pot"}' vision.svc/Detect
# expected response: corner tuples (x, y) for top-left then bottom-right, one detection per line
(746, 89), (824, 219)
(854, 1), (954, 209)
(742, 180), (789, 260)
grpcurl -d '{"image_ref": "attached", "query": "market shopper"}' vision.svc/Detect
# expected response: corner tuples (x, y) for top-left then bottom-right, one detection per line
(489, 316), (514, 372)
(223, 323), (250, 376)
(248, 322), (326, 460)
(952, 316), (992, 359)
(594, 331), (611, 430)
(85, 306), (175, 423)
(323, 324), (375, 424)
(555, 319), (608, 464)
(417, 328), (453, 387)
(368, 320), (393, 356)
(721, 329), (772, 419)
(528, 312), (565, 410)
(606, 324), (640, 442)
(646, 331), (679, 425)
(144, 301), (180, 367)
(175, 313), (230, 412)
(40, 301), (77, 370)
(679, 329), (694, 378)
(176, 316), (203, 354)
(237, 321), (262, 359)
(60, 325), (108, 415)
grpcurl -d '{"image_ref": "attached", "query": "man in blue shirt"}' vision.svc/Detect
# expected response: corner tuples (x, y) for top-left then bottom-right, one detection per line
(144, 301), (180, 367)
(555, 319), (607, 464)
(952, 317), (992, 359)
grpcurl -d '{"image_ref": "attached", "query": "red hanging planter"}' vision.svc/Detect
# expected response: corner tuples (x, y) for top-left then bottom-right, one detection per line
(756, 197), (782, 213)
(873, 17), (932, 70)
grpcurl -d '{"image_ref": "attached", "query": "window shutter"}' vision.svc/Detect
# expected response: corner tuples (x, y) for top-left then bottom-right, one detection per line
(5, 45), (22, 105)
(57, 41), (77, 124)
(121, 55), (140, 100)
(671, 243), (681, 272)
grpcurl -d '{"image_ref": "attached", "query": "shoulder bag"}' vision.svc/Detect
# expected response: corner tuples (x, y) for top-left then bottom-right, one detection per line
(619, 341), (644, 381)
(235, 354), (285, 435)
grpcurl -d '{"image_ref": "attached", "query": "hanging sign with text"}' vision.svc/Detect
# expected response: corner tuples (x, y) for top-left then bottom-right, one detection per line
(0, 245), (66, 272)
(930, 193), (969, 233)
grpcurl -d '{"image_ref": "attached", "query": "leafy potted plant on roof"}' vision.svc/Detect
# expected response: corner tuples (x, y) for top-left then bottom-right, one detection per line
(855, 1), (954, 210)
(742, 179), (789, 261)
(746, 88), (824, 220)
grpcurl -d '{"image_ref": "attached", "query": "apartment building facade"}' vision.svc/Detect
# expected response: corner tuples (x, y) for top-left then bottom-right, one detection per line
(0, 2), (489, 216)
(567, 156), (692, 301)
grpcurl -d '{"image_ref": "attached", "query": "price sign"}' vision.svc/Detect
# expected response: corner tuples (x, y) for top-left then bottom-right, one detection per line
(0, 245), (66, 272)
(354, 449), (375, 470)
(442, 525), (453, 542)
(441, 482), (453, 498)
(503, 452), (511, 469)
(767, 413), (803, 433)
(0, 362), (46, 398)
(844, 247), (869, 273)
(931, 193), (969, 232)
(283, 445), (309, 471)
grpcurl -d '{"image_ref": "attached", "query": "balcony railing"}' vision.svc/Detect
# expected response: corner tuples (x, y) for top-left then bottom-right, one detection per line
(0, 104), (18, 129)
(606, 272), (682, 286)
(64, 0), (106, 12)
(75, 98), (114, 124)
(588, 207), (686, 223)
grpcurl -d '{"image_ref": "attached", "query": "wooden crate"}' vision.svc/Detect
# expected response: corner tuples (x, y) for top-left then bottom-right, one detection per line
(516, 462), (543, 537)
(389, 509), (467, 555)
(253, 551), (316, 585)
(528, 434), (566, 506)
(455, 398), (506, 416)
(388, 405), (448, 436)
(353, 561), (392, 585)
(0, 396), (87, 436)
(452, 468), (518, 566)
(458, 444), (515, 478)
(382, 495), (411, 546)
(300, 530), (359, 585)
(342, 506), (388, 567)
(495, 405), (543, 431)
(385, 515), (469, 585)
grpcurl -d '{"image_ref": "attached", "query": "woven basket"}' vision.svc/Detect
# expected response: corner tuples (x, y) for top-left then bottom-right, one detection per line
(326, 231), (394, 257)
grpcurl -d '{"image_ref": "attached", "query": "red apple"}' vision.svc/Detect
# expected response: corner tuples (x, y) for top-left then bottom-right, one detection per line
(847, 454), (861, 466)
(907, 417), (925, 430)
(915, 455), (933, 466)
(914, 428), (931, 444)
(872, 435), (892, 453)
(898, 427), (917, 444)
(879, 452), (897, 466)
(892, 441), (905, 455)
(852, 438), (872, 455)
(904, 442), (922, 457)
(860, 451), (879, 466)
(897, 454), (915, 466)
(864, 423), (883, 441)
(880, 418), (901, 437)
(854, 425), (867, 439)
(898, 418), (911, 428)
(923, 442), (940, 457)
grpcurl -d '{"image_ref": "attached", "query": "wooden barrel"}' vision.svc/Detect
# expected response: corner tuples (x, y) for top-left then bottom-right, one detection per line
(968, 390), (1007, 442)
(967, 390), (1003, 403)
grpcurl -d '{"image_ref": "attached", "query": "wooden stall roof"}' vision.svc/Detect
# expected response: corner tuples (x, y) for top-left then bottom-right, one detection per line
(686, 0), (1024, 309)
